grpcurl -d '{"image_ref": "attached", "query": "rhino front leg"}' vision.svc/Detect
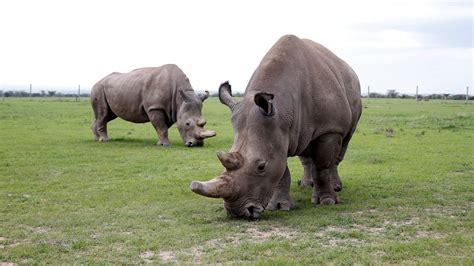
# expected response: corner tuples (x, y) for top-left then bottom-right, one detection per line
(311, 134), (342, 205)
(297, 156), (314, 187)
(147, 109), (171, 146)
(267, 166), (293, 211)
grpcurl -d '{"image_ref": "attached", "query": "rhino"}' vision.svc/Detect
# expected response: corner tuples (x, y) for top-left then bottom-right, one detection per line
(91, 64), (216, 146)
(190, 35), (362, 219)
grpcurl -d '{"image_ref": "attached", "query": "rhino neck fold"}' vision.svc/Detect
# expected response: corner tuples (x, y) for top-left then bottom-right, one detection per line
(171, 86), (179, 123)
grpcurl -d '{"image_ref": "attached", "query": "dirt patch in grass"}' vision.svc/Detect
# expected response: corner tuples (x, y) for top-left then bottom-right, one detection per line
(243, 224), (298, 243)
(383, 217), (419, 227)
(160, 224), (299, 263)
(1, 262), (18, 266)
(352, 224), (385, 234)
(158, 251), (176, 263)
(31, 227), (49, 233)
(138, 250), (155, 263)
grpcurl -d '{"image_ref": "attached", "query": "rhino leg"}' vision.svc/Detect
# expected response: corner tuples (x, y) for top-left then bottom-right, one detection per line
(297, 156), (314, 187)
(147, 109), (171, 146)
(91, 120), (100, 141)
(267, 166), (293, 211)
(298, 157), (342, 192)
(91, 93), (117, 142)
(330, 166), (343, 192)
(311, 134), (342, 205)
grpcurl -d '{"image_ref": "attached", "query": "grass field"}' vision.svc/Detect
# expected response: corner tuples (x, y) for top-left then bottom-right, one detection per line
(0, 97), (473, 264)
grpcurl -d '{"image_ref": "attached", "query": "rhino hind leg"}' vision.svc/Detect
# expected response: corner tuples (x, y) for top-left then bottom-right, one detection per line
(267, 166), (293, 211)
(91, 90), (117, 142)
(297, 156), (314, 187)
(311, 134), (343, 205)
(330, 166), (343, 192)
(91, 120), (100, 141)
(147, 109), (171, 146)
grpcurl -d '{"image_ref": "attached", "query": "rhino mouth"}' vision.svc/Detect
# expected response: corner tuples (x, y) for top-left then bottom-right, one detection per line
(225, 202), (265, 220)
(185, 140), (204, 147)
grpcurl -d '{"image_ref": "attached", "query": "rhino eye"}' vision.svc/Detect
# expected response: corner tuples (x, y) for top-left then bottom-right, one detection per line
(257, 161), (266, 172)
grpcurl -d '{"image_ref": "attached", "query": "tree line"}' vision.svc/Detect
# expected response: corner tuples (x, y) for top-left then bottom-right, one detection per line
(0, 90), (90, 98)
(1, 89), (470, 100)
(368, 90), (472, 100)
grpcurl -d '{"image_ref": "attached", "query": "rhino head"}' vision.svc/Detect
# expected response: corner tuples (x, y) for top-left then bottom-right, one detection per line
(190, 82), (288, 219)
(177, 90), (216, 147)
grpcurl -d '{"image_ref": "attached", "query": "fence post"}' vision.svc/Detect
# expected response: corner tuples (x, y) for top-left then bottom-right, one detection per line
(367, 86), (370, 101)
(466, 86), (470, 104)
(76, 84), (81, 102)
(416, 85), (418, 101)
(29, 83), (32, 98)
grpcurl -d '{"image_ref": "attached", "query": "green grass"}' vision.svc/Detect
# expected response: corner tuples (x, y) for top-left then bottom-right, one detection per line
(0, 97), (473, 264)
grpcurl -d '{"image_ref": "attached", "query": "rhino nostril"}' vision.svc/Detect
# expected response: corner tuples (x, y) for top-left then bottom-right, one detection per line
(186, 141), (193, 147)
(247, 206), (261, 220)
(247, 206), (254, 213)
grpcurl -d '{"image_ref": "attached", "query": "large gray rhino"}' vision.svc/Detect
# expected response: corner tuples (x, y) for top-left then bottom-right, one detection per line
(91, 64), (216, 146)
(190, 35), (362, 219)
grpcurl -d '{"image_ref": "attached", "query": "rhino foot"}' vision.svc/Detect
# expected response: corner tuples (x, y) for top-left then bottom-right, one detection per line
(311, 191), (338, 205)
(332, 181), (342, 192)
(157, 140), (170, 146)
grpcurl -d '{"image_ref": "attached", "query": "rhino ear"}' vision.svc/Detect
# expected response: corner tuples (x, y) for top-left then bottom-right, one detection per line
(200, 90), (210, 102)
(179, 89), (193, 103)
(219, 81), (238, 111)
(254, 92), (274, 116)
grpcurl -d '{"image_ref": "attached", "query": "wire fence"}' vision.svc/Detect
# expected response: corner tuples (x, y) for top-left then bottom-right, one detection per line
(0, 84), (471, 102)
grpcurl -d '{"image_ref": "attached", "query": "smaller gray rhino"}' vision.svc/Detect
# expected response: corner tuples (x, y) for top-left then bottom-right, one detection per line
(91, 64), (216, 146)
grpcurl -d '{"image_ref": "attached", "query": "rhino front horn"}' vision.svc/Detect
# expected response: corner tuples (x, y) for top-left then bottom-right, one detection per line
(197, 129), (216, 139)
(190, 177), (232, 198)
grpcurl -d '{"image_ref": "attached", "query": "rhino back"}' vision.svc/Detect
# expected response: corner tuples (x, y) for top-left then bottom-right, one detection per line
(245, 35), (361, 156)
(101, 65), (187, 124)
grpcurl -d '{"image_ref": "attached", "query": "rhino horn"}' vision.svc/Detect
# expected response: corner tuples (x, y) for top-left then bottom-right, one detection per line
(197, 118), (207, 127)
(217, 151), (243, 170)
(197, 129), (216, 139)
(190, 176), (233, 198)
(200, 90), (210, 102)
(218, 81), (238, 111)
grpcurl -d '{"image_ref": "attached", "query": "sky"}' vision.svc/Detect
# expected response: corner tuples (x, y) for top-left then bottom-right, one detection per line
(0, 0), (472, 95)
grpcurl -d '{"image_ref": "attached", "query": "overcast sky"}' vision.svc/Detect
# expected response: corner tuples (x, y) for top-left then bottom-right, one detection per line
(0, 0), (472, 94)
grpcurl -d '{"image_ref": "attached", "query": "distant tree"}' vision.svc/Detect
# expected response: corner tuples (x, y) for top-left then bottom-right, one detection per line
(369, 92), (384, 98)
(387, 90), (399, 98)
(41, 90), (46, 97)
(48, 90), (56, 97)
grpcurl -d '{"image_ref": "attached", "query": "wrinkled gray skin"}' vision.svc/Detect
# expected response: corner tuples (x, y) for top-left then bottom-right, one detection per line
(190, 35), (362, 219)
(91, 64), (216, 146)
